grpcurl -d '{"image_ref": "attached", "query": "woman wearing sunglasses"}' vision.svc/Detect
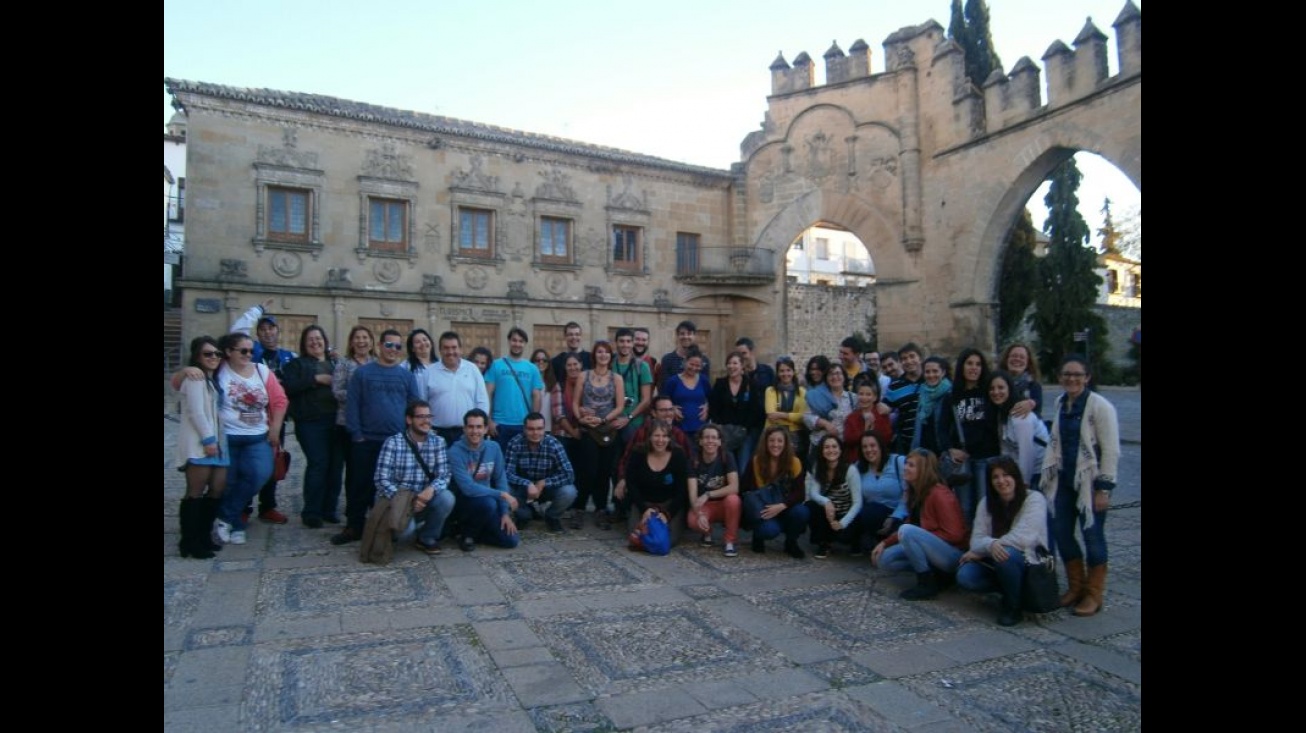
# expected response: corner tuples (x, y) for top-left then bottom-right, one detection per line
(211, 332), (288, 546)
(175, 336), (228, 559)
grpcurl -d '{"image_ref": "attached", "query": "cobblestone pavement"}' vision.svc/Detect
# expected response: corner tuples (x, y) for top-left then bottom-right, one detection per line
(164, 387), (1140, 732)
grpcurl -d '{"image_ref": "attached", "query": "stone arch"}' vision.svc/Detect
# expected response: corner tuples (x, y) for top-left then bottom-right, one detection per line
(752, 188), (904, 280)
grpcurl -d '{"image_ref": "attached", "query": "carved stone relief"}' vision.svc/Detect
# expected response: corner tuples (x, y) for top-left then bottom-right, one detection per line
(255, 128), (319, 169)
(465, 267), (489, 290)
(545, 273), (569, 296)
(806, 130), (833, 182)
(373, 259), (401, 284)
(608, 176), (646, 210)
(581, 226), (605, 267)
(421, 274), (444, 295)
(270, 251), (302, 278)
(535, 166), (577, 202)
(362, 142), (414, 180)
(424, 223), (441, 254)
(451, 155), (500, 193)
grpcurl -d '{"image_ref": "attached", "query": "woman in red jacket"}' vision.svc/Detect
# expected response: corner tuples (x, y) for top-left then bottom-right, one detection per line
(870, 448), (967, 600)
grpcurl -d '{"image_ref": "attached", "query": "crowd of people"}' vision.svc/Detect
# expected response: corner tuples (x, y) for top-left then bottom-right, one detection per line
(173, 304), (1122, 626)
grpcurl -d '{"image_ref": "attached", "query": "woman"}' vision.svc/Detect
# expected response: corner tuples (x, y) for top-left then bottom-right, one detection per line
(175, 336), (228, 559)
(531, 348), (554, 433)
(764, 356), (808, 463)
(912, 356), (952, 453)
(870, 449), (967, 600)
(618, 420), (689, 549)
(938, 348), (999, 525)
(405, 328), (435, 376)
(804, 354), (831, 389)
(1041, 354), (1120, 617)
(332, 325), (376, 523)
(470, 346), (494, 376)
(997, 342), (1044, 419)
(212, 332), (288, 546)
(709, 352), (762, 472)
(957, 456), (1049, 626)
(804, 434), (863, 559)
(988, 371), (1049, 490)
(281, 326), (344, 529)
(551, 353), (585, 521)
(843, 378), (892, 464)
(744, 426), (810, 557)
(661, 347), (710, 440)
(848, 431), (907, 555)
(802, 363), (855, 470)
(572, 339), (625, 529)
(687, 423), (742, 557)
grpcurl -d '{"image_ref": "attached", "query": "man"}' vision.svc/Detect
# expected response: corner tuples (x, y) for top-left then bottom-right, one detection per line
(485, 327), (544, 450)
(884, 342), (925, 455)
(838, 336), (868, 383)
(734, 337), (775, 390)
(549, 321), (591, 386)
(633, 327), (658, 376)
(230, 298), (297, 525)
(658, 320), (710, 384)
(612, 328), (653, 443)
(864, 349), (892, 400)
(504, 412), (577, 533)
(447, 409), (520, 551)
(334, 329), (424, 545)
(880, 350), (903, 380)
(373, 400), (455, 554)
(427, 331), (490, 447)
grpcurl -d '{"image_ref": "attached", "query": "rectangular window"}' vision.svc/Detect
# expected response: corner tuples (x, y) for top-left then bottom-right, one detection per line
(268, 186), (310, 242)
(459, 207), (494, 257)
(169, 177), (186, 223)
(814, 237), (830, 260)
(612, 225), (642, 270)
(368, 197), (407, 252)
(539, 216), (571, 263)
(675, 232), (700, 275)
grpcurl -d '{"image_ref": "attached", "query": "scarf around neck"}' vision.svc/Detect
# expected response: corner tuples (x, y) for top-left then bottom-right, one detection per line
(917, 377), (952, 424)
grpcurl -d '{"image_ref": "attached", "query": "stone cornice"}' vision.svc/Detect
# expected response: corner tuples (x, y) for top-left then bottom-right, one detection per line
(165, 78), (734, 181)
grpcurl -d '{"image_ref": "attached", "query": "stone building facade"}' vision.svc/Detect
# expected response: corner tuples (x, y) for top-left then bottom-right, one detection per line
(167, 4), (1140, 371)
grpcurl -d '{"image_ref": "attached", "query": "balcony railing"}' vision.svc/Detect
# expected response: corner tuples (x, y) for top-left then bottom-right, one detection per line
(674, 246), (777, 284)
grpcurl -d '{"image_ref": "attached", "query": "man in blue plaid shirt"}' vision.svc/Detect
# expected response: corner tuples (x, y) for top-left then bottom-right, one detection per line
(374, 400), (454, 554)
(505, 412), (577, 533)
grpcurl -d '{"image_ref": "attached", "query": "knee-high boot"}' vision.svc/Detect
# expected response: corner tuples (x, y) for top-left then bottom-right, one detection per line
(199, 496), (223, 551)
(1073, 564), (1107, 616)
(1060, 558), (1086, 608)
(179, 498), (215, 559)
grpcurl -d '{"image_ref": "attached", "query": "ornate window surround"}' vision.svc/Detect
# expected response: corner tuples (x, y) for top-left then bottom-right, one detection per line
(252, 162), (325, 259)
(355, 175), (419, 266)
(532, 198), (583, 273)
(605, 207), (651, 276)
(447, 188), (506, 271)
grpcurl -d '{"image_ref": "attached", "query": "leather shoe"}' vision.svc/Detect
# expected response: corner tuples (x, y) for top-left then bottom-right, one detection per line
(330, 528), (359, 545)
(459, 535), (476, 552)
(302, 515), (324, 529)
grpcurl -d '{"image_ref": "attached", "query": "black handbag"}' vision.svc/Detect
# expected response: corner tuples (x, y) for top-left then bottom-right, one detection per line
(742, 480), (789, 528)
(1021, 545), (1061, 613)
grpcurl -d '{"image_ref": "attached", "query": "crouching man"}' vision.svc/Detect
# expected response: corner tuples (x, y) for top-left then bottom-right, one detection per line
(448, 408), (520, 552)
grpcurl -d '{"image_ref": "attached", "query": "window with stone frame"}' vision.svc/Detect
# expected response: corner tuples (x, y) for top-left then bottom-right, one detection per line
(267, 186), (311, 243)
(368, 197), (408, 253)
(458, 207), (495, 258)
(675, 232), (700, 275)
(539, 216), (572, 264)
(612, 225), (642, 271)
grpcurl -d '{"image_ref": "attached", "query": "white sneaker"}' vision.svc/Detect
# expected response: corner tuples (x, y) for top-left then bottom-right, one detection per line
(212, 519), (232, 545)
(229, 530), (247, 545)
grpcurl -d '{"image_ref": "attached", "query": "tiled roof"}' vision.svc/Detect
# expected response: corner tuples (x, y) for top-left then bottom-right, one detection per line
(164, 78), (732, 178)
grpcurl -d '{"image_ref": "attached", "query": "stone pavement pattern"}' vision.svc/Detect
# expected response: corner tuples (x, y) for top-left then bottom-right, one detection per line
(164, 388), (1141, 732)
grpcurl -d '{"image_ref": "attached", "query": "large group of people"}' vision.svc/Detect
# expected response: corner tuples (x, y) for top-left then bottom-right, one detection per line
(173, 304), (1122, 627)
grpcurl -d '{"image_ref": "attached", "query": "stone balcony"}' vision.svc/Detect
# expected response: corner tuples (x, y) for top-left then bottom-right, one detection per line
(673, 246), (777, 285)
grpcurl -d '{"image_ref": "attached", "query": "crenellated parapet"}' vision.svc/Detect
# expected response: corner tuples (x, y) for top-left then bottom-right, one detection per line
(770, 51), (814, 95)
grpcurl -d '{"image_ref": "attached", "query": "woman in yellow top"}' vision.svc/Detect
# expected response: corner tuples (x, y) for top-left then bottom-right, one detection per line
(763, 356), (808, 468)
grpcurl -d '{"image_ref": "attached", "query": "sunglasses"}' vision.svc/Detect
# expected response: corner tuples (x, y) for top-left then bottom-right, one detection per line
(233, 348), (253, 356)
(382, 342), (404, 351)
(411, 414), (433, 420)
(201, 351), (222, 358)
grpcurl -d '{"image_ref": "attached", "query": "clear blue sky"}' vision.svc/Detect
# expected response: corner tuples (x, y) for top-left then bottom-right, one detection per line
(164, 0), (1140, 236)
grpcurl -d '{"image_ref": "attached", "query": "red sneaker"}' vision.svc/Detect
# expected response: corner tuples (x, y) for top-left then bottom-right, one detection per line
(259, 509), (289, 525)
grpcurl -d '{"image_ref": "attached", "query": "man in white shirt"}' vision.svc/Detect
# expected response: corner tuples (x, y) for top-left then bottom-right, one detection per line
(426, 331), (489, 447)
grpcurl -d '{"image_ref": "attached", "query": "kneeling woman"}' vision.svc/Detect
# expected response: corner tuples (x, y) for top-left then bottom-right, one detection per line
(870, 449), (967, 600)
(956, 456), (1048, 626)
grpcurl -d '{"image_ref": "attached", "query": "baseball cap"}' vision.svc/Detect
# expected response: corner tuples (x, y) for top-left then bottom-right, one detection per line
(257, 315), (278, 328)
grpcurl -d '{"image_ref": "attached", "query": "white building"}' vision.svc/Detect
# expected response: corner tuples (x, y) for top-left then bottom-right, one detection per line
(785, 224), (874, 286)
(163, 113), (187, 301)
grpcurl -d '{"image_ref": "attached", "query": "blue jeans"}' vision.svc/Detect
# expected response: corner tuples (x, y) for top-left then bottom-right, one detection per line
(494, 424), (523, 452)
(415, 489), (456, 544)
(513, 483), (577, 523)
(1052, 478), (1108, 566)
(957, 548), (1027, 604)
(729, 428), (758, 480)
(220, 433), (273, 529)
(295, 416), (344, 521)
(345, 440), (384, 533)
(879, 523), (963, 574)
(753, 503), (811, 542)
(454, 494), (521, 548)
(949, 456), (991, 528)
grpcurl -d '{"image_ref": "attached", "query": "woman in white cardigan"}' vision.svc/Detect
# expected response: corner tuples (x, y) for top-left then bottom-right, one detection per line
(957, 456), (1047, 626)
(1040, 354), (1120, 617)
(987, 371), (1048, 489)
(175, 336), (228, 559)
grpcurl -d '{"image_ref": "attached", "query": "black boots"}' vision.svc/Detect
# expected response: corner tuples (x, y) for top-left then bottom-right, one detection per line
(784, 536), (805, 559)
(900, 571), (939, 600)
(997, 593), (1023, 626)
(178, 498), (216, 559)
(751, 534), (766, 553)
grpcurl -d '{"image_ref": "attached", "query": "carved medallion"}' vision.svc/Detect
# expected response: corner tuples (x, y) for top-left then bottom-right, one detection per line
(465, 267), (488, 290)
(618, 277), (638, 299)
(270, 251), (302, 278)
(545, 273), (568, 296)
(374, 259), (401, 284)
